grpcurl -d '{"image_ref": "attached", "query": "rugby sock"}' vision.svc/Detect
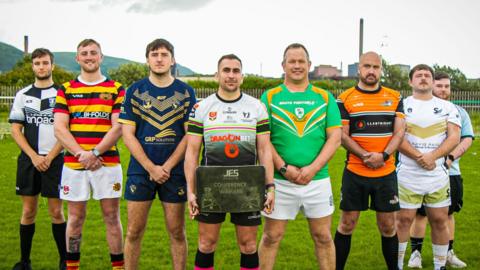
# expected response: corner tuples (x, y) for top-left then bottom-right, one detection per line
(240, 251), (259, 270)
(398, 241), (408, 270)
(381, 234), (399, 270)
(52, 222), (67, 261)
(410, 237), (424, 253)
(432, 244), (448, 270)
(66, 252), (80, 270)
(110, 253), (124, 270)
(448, 239), (454, 251)
(194, 249), (214, 270)
(334, 230), (352, 270)
(20, 223), (35, 262)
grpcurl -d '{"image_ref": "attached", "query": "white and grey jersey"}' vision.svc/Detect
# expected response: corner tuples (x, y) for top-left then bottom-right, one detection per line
(9, 84), (59, 155)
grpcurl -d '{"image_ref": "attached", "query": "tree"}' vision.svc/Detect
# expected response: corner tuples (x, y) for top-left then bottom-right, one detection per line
(0, 55), (75, 86)
(108, 62), (149, 87)
(381, 59), (409, 90)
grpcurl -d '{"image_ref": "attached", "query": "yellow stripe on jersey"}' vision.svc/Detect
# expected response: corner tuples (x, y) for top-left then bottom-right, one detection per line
(56, 95), (67, 105)
(407, 121), (447, 139)
(65, 86), (119, 94)
(118, 119), (136, 126)
(70, 124), (112, 132)
(69, 104), (113, 113)
(79, 144), (117, 151)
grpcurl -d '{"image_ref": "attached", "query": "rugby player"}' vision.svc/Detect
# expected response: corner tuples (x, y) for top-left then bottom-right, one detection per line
(54, 39), (125, 270)
(185, 54), (274, 270)
(407, 71), (473, 269)
(396, 64), (461, 270)
(334, 51), (405, 270)
(258, 43), (342, 270)
(10, 48), (66, 270)
(119, 38), (196, 270)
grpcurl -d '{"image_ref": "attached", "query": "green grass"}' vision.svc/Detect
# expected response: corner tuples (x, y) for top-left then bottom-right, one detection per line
(0, 138), (479, 269)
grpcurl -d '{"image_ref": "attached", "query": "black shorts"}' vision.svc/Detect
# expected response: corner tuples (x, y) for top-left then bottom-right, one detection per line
(417, 175), (463, 216)
(195, 211), (262, 226)
(124, 174), (187, 203)
(340, 169), (400, 212)
(16, 153), (63, 198)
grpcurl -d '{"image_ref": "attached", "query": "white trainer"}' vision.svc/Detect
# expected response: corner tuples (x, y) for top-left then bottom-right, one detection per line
(407, 250), (423, 268)
(447, 249), (467, 268)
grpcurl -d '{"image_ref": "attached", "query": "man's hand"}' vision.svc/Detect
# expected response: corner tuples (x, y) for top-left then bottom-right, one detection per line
(362, 152), (385, 169)
(187, 192), (199, 219)
(295, 165), (317, 185)
(31, 154), (49, 172)
(283, 165), (301, 183)
(416, 152), (436, 171)
(445, 158), (453, 169)
(76, 150), (102, 171)
(263, 190), (275, 214)
(148, 165), (170, 184)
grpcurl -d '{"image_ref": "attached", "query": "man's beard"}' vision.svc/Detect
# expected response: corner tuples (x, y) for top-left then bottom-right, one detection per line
(360, 75), (378, 86)
(35, 72), (52, 81)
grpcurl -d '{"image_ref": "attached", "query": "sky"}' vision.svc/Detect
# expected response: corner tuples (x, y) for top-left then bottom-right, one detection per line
(1, 0), (479, 78)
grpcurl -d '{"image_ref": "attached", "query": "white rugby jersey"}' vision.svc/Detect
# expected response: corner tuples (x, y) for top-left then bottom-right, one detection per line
(9, 84), (59, 155)
(187, 93), (270, 166)
(398, 96), (461, 171)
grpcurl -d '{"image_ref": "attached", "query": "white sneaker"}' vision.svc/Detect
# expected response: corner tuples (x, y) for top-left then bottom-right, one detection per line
(407, 250), (423, 268)
(447, 249), (467, 268)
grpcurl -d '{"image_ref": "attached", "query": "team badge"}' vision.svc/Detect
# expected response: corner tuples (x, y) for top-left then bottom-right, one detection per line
(129, 184), (137, 194)
(389, 195), (399, 205)
(295, 107), (305, 119)
(243, 112), (250, 118)
(48, 97), (56, 108)
(382, 100), (392, 106)
(62, 185), (70, 195)
(113, 183), (121, 192)
(99, 93), (113, 100)
(433, 107), (442, 114)
(143, 98), (152, 109)
(177, 187), (185, 196)
(209, 111), (217, 121)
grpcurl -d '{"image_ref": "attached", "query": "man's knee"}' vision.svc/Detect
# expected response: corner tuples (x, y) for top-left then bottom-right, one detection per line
(262, 229), (285, 246)
(126, 223), (146, 243)
(198, 236), (218, 253)
(48, 206), (64, 222)
(338, 215), (358, 234)
(238, 240), (257, 254)
(311, 229), (333, 247)
(377, 217), (396, 236)
(167, 225), (186, 243)
(22, 206), (37, 223)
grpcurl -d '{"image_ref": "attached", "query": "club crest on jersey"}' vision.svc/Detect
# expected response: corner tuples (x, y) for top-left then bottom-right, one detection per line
(99, 93), (113, 101)
(243, 112), (251, 118)
(407, 108), (412, 113)
(433, 107), (442, 114)
(295, 107), (305, 119)
(48, 97), (56, 108)
(62, 185), (70, 195)
(143, 98), (152, 109)
(209, 111), (217, 121)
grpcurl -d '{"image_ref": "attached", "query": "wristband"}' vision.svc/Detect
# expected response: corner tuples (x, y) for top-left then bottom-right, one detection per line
(265, 183), (275, 192)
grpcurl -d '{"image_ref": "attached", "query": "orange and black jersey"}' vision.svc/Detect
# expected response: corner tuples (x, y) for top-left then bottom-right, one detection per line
(337, 85), (404, 177)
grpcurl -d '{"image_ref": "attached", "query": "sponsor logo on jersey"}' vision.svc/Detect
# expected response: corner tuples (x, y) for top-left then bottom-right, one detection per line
(210, 134), (251, 142)
(243, 112), (251, 118)
(407, 107), (412, 113)
(72, 111), (110, 120)
(353, 102), (364, 107)
(433, 107), (443, 114)
(223, 107), (237, 114)
(99, 93), (113, 100)
(382, 100), (393, 106)
(49, 97), (56, 107)
(26, 113), (54, 126)
(113, 182), (121, 192)
(145, 129), (176, 143)
(355, 120), (366, 129)
(72, 94), (84, 98)
(209, 111), (217, 121)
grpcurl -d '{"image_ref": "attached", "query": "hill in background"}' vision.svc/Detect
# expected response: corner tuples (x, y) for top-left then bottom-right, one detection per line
(0, 41), (195, 76)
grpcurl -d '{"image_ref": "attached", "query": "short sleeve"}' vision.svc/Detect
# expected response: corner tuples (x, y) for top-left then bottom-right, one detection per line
(447, 102), (462, 128)
(187, 101), (204, 137)
(256, 100), (270, 135)
(112, 84), (125, 114)
(183, 86), (197, 123)
(118, 86), (138, 126)
(326, 91), (342, 129)
(53, 85), (69, 114)
(8, 89), (26, 124)
(396, 96), (405, 118)
(457, 106), (474, 139)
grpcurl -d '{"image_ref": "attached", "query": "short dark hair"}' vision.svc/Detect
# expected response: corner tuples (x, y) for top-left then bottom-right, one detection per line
(217, 54), (242, 69)
(434, 71), (450, 81)
(146, 38), (174, 58)
(31, 48), (54, 63)
(77, 39), (102, 52)
(283, 43), (310, 63)
(409, 64), (434, 80)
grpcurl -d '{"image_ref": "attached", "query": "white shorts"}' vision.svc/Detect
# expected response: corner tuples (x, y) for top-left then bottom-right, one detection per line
(397, 166), (450, 209)
(60, 165), (123, 201)
(263, 178), (334, 220)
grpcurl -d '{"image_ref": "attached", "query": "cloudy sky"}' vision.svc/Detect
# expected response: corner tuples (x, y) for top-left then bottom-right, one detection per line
(1, 0), (479, 78)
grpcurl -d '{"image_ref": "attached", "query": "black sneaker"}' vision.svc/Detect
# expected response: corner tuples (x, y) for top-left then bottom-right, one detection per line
(12, 260), (32, 270)
(59, 259), (67, 270)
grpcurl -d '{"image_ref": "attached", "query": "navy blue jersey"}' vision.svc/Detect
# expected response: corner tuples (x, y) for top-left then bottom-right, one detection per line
(119, 78), (196, 176)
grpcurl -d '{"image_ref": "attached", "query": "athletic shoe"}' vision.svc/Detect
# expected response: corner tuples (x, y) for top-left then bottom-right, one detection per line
(12, 261), (32, 270)
(447, 249), (467, 268)
(407, 250), (423, 268)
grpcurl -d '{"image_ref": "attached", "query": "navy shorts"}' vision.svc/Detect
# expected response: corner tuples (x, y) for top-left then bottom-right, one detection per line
(124, 174), (187, 203)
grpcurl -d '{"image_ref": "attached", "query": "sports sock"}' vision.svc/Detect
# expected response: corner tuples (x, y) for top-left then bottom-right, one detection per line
(410, 237), (424, 253)
(448, 239), (454, 251)
(20, 223), (35, 262)
(240, 251), (259, 270)
(432, 244), (448, 270)
(52, 222), (67, 261)
(334, 230), (352, 270)
(195, 249), (214, 270)
(382, 234), (399, 270)
(398, 241), (408, 270)
(110, 253), (124, 270)
(66, 252), (80, 270)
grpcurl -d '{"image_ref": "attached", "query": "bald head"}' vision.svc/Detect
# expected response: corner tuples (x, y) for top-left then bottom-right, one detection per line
(358, 51), (382, 89)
